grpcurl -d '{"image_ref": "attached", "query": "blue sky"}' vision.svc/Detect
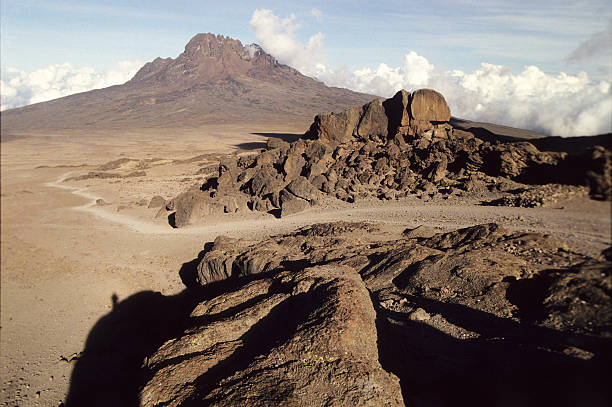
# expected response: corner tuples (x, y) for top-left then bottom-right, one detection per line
(1, 1), (611, 136)
(2, 0), (610, 74)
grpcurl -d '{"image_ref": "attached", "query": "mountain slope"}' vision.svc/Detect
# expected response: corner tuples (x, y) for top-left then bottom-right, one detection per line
(1, 34), (375, 136)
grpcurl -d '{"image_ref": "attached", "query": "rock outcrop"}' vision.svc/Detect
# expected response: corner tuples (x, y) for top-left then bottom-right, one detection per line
(140, 264), (404, 406)
(165, 89), (611, 226)
(139, 222), (612, 406)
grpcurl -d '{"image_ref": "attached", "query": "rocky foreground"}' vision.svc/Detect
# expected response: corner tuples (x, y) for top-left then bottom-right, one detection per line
(127, 221), (609, 406)
(161, 89), (611, 227)
(59, 90), (611, 406)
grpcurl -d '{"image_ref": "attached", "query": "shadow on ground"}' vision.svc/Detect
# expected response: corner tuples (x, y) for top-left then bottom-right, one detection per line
(233, 133), (302, 151)
(251, 132), (302, 143)
(63, 289), (196, 407)
(63, 243), (277, 406)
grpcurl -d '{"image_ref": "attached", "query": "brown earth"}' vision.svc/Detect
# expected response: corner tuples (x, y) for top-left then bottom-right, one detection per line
(1, 33), (611, 407)
(1, 121), (610, 406)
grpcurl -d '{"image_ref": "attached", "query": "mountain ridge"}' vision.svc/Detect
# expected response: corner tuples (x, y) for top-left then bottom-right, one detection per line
(1, 33), (375, 136)
(127, 33), (308, 88)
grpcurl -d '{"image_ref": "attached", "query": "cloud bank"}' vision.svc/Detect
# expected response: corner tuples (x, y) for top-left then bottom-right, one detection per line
(1, 61), (142, 111)
(251, 9), (611, 137)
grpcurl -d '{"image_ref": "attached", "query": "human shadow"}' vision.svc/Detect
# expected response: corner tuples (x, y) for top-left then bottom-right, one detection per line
(63, 239), (216, 406)
(63, 241), (290, 406)
(63, 289), (199, 407)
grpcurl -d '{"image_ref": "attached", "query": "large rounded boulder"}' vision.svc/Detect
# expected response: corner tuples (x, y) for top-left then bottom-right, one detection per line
(410, 88), (451, 122)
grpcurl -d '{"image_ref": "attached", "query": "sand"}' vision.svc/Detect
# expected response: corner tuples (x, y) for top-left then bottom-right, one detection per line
(1, 125), (610, 406)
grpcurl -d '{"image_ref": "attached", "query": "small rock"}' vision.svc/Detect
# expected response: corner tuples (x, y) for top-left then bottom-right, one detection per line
(267, 138), (290, 150)
(409, 308), (430, 321)
(148, 195), (166, 208)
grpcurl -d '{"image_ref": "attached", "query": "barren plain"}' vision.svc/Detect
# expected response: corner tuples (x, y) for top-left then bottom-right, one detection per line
(1, 120), (610, 406)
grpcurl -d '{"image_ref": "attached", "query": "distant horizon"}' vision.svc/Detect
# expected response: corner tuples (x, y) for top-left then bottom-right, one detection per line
(1, 1), (611, 137)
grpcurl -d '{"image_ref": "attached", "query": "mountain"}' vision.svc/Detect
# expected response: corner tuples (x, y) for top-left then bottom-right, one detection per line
(1, 34), (375, 136)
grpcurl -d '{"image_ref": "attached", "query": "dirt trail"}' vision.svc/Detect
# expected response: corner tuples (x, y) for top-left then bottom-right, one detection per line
(45, 173), (176, 235)
(48, 172), (611, 255)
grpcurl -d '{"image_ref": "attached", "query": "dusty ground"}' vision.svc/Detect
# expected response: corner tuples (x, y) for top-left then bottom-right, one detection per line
(1, 125), (610, 406)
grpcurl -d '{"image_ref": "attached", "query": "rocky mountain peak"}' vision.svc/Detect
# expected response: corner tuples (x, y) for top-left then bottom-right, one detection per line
(129, 33), (282, 85)
(182, 33), (263, 62)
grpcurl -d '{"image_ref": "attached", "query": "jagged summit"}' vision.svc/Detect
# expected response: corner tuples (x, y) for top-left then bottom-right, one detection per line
(129, 33), (295, 87)
(181, 33), (268, 63)
(1, 33), (374, 134)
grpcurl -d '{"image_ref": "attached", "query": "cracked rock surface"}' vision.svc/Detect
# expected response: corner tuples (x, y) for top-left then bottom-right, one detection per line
(140, 222), (612, 406)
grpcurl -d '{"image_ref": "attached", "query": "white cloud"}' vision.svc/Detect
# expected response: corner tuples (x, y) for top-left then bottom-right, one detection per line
(249, 8), (325, 77)
(250, 9), (612, 137)
(1, 60), (142, 111)
(433, 64), (611, 137)
(310, 8), (322, 21)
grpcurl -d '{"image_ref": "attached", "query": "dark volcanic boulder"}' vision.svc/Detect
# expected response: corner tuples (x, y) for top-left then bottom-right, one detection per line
(250, 164), (284, 196)
(279, 190), (310, 217)
(171, 190), (225, 227)
(266, 137), (290, 150)
(282, 152), (306, 180)
(583, 146), (612, 200)
(384, 89), (411, 136)
(356, 98), (388, 140)
(170, 190), (247, 227)
(285, 176), (318, 202)
(197, 250), (236, 285)
(539, 260), (612, 336)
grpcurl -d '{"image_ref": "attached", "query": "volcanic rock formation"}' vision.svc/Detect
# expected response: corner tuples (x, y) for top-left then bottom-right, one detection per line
(165, 88), (611, 226)
(138, 222), (612, 406)
(1, 34), (374, 134)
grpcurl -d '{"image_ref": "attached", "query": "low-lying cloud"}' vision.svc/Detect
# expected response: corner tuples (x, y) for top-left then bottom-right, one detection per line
(1, 61), (142, 111)
(251, 9), (611, 137)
